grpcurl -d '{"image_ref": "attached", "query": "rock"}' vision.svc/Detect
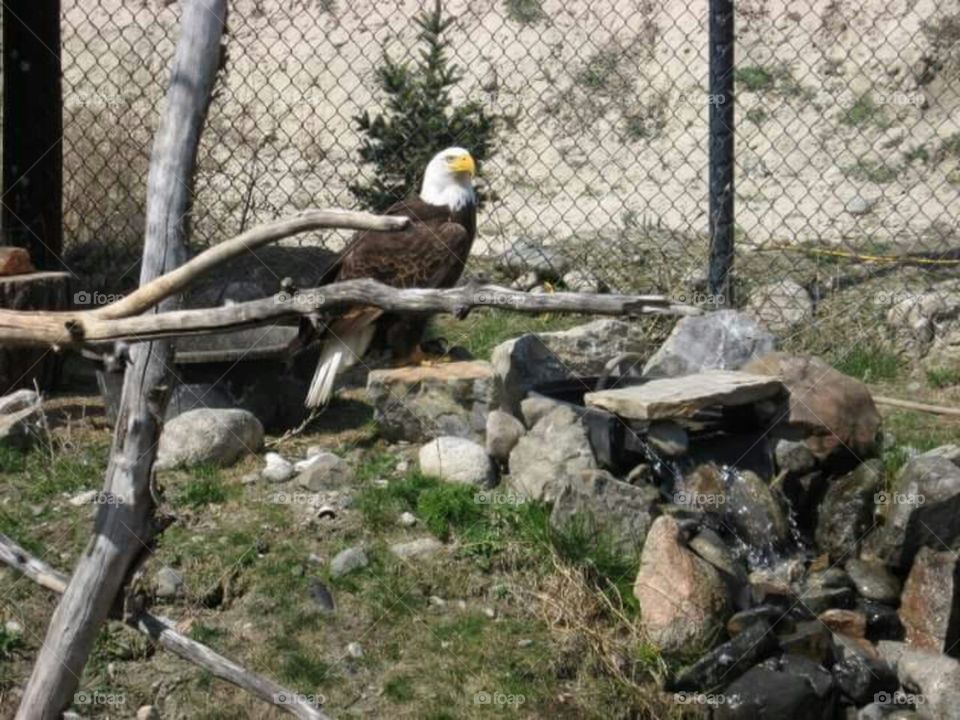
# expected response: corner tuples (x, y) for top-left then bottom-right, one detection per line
(744, 353), (881, 467)
(390, 537), (444, 560)
(861, 600), (905, 642)
(0, 389), (39, 415)
(155, 409), (263, 470)
(519, 394), (569, 428)
(646, 420), (689, 456)
(871, 455), (960, 573)
(549, 470), (660, 552)
(818, 609), (867, 638)
(689, 527), (749, 588)
(715, 654), (837, 720)
(815, 460), (883, 562)
(261, 452), (295, 483)
(136, 707), (160, 720)
(633, 516), (732, 653)
(728, 606), (795, 636)
(643, 310), (777, 379)
(485, 410), (525, 463)
(669, 620), (779, 692)
(747, 279), (814, 335)
(878, 643), (960, 720)
(918, 445), (960, 467)
(497, 238), (570, 279)
(586, 369), (783, 420)
(562, 269), (604, 293)
(492, 319), (648, 413)
(0, 247), (35, 275)
(508, 405), (596, 503)
(308, 578), (336, 613)
(511, 269), (540, 291)
(367, 361), (497, 444)
(774, 438), (818, 475)
(345, 642), (363, 659)
(68, 489), (99, 507)
(778, 621), (837, 665)
(156, 567), (183, 599)
(418, 436), (496, 487)
(899, 547), (960, 655)
(725, 469), (791, 557)
(846, 195), (876, 215)
(398, 511), (417, 527)
(832, 649), (899, 707)
(846, 559), (902, 604)
(802, 586), (856, 615)
(329, 547), (368, 578)
(164, 382), (234, 420)
(0, 403), (47, 449)
(297, 452), (355, 491)
(4, 619), (23, 636)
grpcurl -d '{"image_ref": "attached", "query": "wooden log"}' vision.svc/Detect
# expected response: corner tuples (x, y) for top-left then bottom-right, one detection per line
(0, 533), (328, 719)
(0, 271), (70, 393)
(15, 1), (226, 716)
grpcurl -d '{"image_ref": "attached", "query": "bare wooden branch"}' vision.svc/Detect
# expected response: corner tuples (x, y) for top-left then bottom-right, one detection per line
(94, 210), (409, 320)
(0, 279), (701, 348)
(17, 2), (227, 715)
(0, 534), (327, 720)
(873, 395), (960, 417)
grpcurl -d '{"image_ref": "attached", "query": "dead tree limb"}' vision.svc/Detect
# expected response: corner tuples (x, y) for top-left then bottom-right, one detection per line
(0, 280), (700, 348)
(0, 534), (328, 719)
(16, 1), (226, 716)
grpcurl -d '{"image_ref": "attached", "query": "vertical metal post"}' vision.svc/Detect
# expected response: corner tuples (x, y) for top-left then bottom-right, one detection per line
(707, 0), (735, 305)
(2, 0), (64, 269)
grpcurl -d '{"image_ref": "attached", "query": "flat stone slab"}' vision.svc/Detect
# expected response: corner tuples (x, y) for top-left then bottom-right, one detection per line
(584, 369), (784, 420)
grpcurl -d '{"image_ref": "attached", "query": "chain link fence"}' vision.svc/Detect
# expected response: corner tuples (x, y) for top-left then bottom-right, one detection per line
(55, 0), (960, 378)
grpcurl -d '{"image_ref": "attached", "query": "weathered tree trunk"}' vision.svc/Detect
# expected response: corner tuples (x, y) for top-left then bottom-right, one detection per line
(15, 1), (226, 716)
(0, 271), (70, 393)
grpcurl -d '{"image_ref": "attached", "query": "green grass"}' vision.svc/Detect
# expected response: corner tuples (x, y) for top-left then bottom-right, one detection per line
(279, 648), (336, 690)
(904, 145), (930, 164)
(429, 309), (583, 360)
(177, 464), (232, 508)
(576, 48), (624, 91)
(384, 674), (416, 702)
(416, 483), (485, 541)
(831, 342), (901, 382)
(0, 441), (109, 504)
(745, 107), (769, 125)
(188, 622), (225, 645)
(504, 0), (544, 24)
(927, 367), (960, 389)
(840, 93), (892, 129)
(939, 132), (960, 159)
(736, 65), (776, 92)
(844, 158), (902, 183)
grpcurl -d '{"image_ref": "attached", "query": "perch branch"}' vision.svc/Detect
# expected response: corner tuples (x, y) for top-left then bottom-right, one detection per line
(94, 210), (409, 320)
(873, 395), (960, 418)
(0, 534), (327, 720)
(0, 280), (701, 347)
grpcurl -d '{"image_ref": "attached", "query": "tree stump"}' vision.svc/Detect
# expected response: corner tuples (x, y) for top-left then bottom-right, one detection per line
(0, 271), (70, 394)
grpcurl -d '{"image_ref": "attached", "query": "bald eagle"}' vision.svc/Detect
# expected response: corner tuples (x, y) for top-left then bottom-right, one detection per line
(305, 147), (478, 407)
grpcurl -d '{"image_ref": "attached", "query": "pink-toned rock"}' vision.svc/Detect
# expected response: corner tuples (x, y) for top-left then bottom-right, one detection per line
(818, 609), (867, 639)
(634, 515), (731, 652)
(0, 247), (34, 276)
(899, 547), (960, 655)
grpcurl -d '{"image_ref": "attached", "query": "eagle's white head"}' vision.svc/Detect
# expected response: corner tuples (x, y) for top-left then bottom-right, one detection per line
(420, 147), (476, 211)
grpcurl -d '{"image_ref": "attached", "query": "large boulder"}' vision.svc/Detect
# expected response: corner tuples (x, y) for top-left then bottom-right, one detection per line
(815, 460), (883, 562)
(418, 436), (496, 487)
(869, 454), (960, 573)
(491, 319), (648, 414)
(744, 353), (882, 467)
(155, 408), (264, 470)
(508, 405), (596, 503)
(878, 642), (960, 720)
(367, 361), (497, 444)
(899, 547), (960, 656)
(549, 470), (660, 552)
(714, 655), (838, 720)
(634, 516), (732, 653)
(642, 310), (776, 379)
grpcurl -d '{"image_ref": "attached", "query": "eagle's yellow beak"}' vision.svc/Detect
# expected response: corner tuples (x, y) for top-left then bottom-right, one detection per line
(448, 152), (476, 177)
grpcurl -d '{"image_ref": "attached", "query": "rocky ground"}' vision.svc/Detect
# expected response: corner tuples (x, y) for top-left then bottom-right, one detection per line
(2, 293), (960, 718)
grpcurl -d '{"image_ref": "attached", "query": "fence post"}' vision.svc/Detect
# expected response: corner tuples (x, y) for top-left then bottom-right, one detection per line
(707, 0), (735, 305)
(1, 0), (64, 269)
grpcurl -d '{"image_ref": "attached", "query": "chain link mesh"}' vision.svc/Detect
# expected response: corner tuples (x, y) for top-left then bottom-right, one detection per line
(55, 0), (960, 377)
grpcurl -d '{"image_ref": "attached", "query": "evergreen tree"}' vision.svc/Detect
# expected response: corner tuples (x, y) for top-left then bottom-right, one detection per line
(350, 1), (497, 211)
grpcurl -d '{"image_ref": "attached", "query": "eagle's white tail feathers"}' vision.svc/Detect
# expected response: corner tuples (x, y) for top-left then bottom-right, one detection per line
(305, 316), (378, 408)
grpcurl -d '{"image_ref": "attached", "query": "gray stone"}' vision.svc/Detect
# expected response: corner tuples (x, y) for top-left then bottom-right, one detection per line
(497, 238), (570, 278)
(508, 405), (596, 503)
(688, 527), (749, 587)
(156, 567), (183, 599)
(136, 706), (161, 720)
(919, 445), (960, 467)
(155, 408), (263, 470)
(485, 410), (525, 463)
(398, 511), (417, 527)
(633, 516), (732, 653)
(871, 455), (960, 572)
(390, 537), (444, 560)
(297, 452), (355, 491)
(549, 470), (660, 552)
(846, 195), (876, 215)
(646, 420), (689, 456)
(308, 577), (336, 613)
(669, 620), (779, 693)
(366, 361), (497, 444)
(774, 438), (818, 475)
(330, 547), (368, 578)
(345, 642), (364, 659)
(492, 319), (648, 414)
(715, 655), (837, 720)
(878, 643), (960, 720)
(815, 460), (883, 562)
(0, 389), (39, 415)
(726, 469), (791, 556)
(419, 436), (496, 487)
(562, 269), (604, 293)
(519, 394), (571, 428)
(747, 279), (814, 335)
(261, 452), (295, 483)
(845, 559), (902, 604)
(642, 310), (776, 379)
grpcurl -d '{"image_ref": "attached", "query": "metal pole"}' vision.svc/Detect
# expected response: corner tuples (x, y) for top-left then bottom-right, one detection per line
(2, 0), (64, 269)
(707, 0), (735, 305)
